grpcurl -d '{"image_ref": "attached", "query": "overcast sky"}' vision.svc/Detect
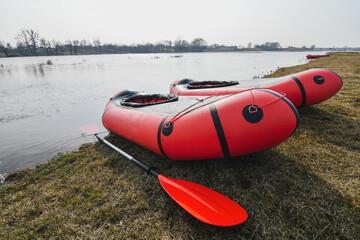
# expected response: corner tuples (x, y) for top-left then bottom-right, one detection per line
(1, 0), (359, 47)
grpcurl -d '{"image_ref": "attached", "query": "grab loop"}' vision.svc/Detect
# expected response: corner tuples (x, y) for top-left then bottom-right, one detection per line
(249, 106), (258, 114)
(243, 90), (286, 123)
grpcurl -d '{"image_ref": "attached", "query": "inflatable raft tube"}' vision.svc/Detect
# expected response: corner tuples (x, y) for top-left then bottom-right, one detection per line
(102, 89), (299, 161)
(306, 54), (330, 59)
(170, 69), (343, 107)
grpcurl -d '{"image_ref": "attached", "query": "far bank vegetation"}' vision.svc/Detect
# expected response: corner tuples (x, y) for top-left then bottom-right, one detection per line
(2, 28), (355, 58)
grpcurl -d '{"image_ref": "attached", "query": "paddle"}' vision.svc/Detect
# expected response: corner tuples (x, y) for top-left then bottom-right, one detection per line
(81, 124), (247, 227)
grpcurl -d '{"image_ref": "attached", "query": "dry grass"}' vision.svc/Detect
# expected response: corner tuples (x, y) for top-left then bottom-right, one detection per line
(1, 52), (359, 239)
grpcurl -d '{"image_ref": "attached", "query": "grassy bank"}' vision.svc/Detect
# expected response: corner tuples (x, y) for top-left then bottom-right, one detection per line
(1, 52), (359, 239)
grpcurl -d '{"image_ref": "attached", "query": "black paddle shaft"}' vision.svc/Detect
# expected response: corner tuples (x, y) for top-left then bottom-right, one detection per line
(95, 135), (160, 178)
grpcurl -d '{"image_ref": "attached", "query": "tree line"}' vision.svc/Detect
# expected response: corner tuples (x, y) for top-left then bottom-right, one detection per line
(3, 28), (346, 58)
(0, 29), (210, 57)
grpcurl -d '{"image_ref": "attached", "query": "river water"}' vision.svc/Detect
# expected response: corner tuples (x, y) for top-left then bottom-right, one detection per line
(0, 51), (325, 175)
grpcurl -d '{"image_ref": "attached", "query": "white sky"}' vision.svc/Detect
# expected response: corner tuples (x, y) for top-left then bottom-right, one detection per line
(1, 0), (359, 47)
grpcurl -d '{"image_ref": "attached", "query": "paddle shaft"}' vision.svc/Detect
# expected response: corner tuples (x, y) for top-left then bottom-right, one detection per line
(95, 134), (159, 178)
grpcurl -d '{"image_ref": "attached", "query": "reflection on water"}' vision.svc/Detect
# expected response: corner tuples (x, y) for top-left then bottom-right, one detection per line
(29, 64), (46, 77)
(0, 52), (325, 175)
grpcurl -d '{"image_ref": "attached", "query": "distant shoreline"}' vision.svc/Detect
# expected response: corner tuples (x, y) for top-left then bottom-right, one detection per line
(2, 29), (359, 58)
(1, 46), (359, 58)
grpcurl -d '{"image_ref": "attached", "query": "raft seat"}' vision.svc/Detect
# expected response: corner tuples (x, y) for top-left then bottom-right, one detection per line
(121, 93), (178, 107)
(187, 80), (239, 89)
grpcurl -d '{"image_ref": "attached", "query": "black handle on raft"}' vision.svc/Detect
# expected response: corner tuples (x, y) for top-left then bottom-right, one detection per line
(94, 134), (160, 178)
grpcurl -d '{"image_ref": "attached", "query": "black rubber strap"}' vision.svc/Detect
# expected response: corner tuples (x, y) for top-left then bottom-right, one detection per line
(209, 105), (230, 160)
(291, 76), (306, 106)
(157, 116), (170, 159)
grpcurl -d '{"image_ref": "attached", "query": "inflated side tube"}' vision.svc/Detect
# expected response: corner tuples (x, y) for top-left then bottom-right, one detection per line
(103, 89), (299, 161)
(170, 69), (343, 107)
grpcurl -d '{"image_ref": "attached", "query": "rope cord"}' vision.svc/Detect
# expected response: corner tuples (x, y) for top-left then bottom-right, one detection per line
(166, 89), (250, 127)
(165, 95), (214, 128)
(177, 89), (286, 126)
(250, 89), (286, 112)
(166, 89), (286, 127)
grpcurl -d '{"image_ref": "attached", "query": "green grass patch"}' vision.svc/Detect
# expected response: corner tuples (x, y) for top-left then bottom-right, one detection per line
(1, 52), (359, 239)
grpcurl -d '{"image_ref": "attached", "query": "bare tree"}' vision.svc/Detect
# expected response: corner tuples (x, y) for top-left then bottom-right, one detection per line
(93, 38), (101, 54)
(65, 40), (73, 55)
(255, 42), (281, 50)
(16, 29), (39, 56)
(40, 38), (53, 55)
(0, 41), (11, 57)
(155, 41), (165, 53)
(191, 38), (207, 52)
(174, 38), (189, 52)
(270, 42), (281, 49)
(73, 40), (79, 55)
(52, 40), (63, 55)
(164, 40), (172, 52)
(80, 40), (87, 54)
(15, 42), (27, 55)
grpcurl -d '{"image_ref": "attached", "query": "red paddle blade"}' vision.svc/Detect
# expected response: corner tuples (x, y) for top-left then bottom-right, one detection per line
(81, 124), (99, 135)
(158, 174), (247, 227)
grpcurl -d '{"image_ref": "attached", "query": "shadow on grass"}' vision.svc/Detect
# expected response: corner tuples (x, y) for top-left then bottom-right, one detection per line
(297, 105), (359, 152)
(102, 135), (359, 239)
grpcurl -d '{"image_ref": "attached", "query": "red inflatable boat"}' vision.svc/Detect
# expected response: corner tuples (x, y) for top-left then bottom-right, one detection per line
(170, 69), (342, 107)
(306, 54), (330, 59)
(103, 89), (299, 161)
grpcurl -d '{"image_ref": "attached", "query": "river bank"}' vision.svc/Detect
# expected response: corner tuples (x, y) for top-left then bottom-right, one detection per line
(1, 52), (359, 239)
